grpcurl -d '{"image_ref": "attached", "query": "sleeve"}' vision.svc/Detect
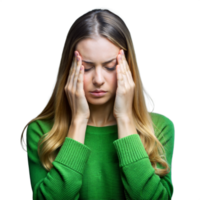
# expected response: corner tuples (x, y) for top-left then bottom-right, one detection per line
(26, 121), (91, 200)
(113, 119), (175, 200)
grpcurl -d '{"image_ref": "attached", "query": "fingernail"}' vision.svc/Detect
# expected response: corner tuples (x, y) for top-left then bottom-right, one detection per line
(121, 50), (124, 55)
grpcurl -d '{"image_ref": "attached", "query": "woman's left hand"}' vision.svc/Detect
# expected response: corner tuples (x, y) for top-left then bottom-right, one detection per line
(113, 49), (135, 121)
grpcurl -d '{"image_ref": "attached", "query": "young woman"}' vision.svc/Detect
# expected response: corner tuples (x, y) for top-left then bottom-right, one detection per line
(21, 9), (175, 200)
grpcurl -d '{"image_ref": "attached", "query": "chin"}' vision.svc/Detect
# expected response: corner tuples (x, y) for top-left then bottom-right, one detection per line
(87, 97), (108, 104)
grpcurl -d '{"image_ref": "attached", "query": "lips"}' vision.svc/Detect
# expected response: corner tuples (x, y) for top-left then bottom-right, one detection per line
(90, 91), (107, 97)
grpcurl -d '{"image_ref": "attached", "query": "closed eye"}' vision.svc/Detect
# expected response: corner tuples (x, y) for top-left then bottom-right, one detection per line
(84, 65), (116, 72)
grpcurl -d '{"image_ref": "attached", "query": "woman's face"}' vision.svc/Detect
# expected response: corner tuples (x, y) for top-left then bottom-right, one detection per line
(75, 36), (120, 105)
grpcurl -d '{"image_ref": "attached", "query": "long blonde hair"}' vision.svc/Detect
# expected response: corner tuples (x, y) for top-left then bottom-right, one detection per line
(20, 9), (170, 176)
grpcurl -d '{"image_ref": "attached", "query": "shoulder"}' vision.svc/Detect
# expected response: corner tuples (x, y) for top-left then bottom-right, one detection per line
(149, 112), (175, 143)
(149, 112), (174, 127)
(27, 118), (54, 141)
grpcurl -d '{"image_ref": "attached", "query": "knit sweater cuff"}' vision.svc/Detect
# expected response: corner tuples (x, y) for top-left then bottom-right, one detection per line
(113, 134), (149, 168)
(54, 137), (91, 174)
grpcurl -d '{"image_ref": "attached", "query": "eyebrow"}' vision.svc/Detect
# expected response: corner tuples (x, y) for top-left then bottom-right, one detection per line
(82, 58), (116, 65)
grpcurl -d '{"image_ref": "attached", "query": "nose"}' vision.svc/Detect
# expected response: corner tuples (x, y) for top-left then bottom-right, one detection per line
(92, 69), (104, 85)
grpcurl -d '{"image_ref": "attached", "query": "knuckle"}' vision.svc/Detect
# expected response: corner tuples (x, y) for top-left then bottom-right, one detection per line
(75, 91), (79, 97)
(67, 87), (72, 93)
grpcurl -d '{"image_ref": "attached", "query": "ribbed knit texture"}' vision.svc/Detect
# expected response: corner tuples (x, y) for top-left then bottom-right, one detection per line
(26, 112), (175, 200)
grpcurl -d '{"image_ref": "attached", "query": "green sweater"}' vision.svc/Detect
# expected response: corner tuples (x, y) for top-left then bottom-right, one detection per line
(26, 112), (175, 200)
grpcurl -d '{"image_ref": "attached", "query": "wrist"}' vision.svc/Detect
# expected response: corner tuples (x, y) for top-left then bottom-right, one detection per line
(116, 116), (131, 123)
(72, 117), (89, 125)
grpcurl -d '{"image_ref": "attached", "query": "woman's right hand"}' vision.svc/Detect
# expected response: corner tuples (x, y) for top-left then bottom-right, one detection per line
(64, 51), (90, 122)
